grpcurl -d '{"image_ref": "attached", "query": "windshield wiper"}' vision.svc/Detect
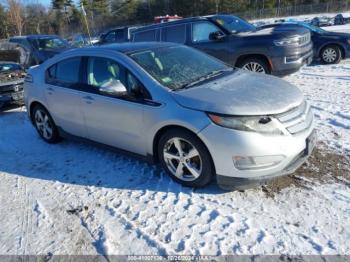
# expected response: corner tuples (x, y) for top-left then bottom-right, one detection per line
(176, 68), (233, 90)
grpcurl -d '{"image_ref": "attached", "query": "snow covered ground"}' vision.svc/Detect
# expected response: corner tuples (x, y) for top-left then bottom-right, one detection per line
(252, 11), (350, 25)
(1, 28), (350, 257)
(252, 11), (350, 34)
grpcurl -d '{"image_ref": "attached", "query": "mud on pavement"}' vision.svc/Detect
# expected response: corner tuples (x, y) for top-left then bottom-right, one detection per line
(263, 147), (350, 197)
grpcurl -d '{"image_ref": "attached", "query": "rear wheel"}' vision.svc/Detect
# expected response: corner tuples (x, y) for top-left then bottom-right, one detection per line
(320, 45), (342, 64)
(32, 104), (61, 144)
(238, 57), (270, 74)
(158, 129), (214, 188)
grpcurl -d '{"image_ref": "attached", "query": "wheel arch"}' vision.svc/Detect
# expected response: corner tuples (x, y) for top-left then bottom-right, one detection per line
(29, 101), (49, 124)
(235, 54), (272, 72)
(152, 125), (215, 174)
(319, 43), (345, 58)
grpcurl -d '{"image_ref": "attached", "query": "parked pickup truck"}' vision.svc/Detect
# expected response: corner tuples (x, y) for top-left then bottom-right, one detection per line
(131, 15), (313, 76)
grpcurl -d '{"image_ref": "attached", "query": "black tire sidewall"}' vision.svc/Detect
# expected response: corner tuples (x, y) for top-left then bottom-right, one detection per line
(32, 105), (60, 144)
(158, 128), (214, 188)
(321, 45), (341, 64)
(238, 57), (270, 74)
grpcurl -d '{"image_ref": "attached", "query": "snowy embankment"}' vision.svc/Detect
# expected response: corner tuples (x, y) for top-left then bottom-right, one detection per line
(0, 29), (350, 256)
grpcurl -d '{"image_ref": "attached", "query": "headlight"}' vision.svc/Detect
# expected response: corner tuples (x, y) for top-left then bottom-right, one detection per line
(208, 113), (283, 135)
(274, 37), (299, 46)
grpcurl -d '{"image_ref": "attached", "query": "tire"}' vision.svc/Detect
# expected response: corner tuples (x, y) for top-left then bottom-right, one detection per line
(32, 104), (61, 144)
(158, 128), (214, 188)
(320, 45), (342, 64)
(237, 57), (270, 74)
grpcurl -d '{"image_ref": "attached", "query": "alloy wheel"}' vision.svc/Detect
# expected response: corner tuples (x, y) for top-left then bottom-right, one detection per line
(322, 48), (337, 63)
(242, 62), (266, 73)
(35, 109), (53, 140)
(163, 137), (202, 182)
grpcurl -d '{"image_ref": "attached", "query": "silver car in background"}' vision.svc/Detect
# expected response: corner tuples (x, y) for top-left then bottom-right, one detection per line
(24, 42), (316, 189)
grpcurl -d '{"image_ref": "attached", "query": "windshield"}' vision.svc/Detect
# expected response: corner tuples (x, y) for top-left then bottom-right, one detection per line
(211, 15), (256, 33)
(29, 37), (68, 50)
(129, 46), (230, 90)
(0, 63), (22, 72)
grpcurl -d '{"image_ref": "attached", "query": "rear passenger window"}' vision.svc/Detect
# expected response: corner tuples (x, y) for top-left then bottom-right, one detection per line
(162, 25), (186, 44)
(134, 30), (156, 42)
(46, 57), (80, 86)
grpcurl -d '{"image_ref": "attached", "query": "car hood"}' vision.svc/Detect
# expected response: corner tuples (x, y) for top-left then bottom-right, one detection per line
(171, 70), (304, 116)
(238, 26), (309, 38)
(321, 31), (350, 38)
(37, 47), (71, 60)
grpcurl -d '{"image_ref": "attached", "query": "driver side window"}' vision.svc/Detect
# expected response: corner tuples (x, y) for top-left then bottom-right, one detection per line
(192, 22), (222, 42)
(87, 57), (121, 88)
(86, 56), (150, 101)
(126, 72), (150, 100)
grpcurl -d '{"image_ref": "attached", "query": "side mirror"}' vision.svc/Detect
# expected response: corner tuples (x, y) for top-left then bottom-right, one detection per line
(99, 80), (127, 97)
(209, 31), (225, 41)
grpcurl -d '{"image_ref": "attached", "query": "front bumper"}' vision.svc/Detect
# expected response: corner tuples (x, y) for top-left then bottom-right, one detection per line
(0, 90), (24, 104)
(270, 43), (313, 76)
(0, 80), (24, 107)
(198, 122), (316, 190)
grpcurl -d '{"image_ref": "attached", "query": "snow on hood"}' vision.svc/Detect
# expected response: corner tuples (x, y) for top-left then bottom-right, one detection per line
(171, 70), (304, 116)
(239, 26), (309, 38)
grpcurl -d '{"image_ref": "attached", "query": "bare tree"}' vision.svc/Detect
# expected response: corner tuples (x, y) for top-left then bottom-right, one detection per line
(7, 0), (25, 36)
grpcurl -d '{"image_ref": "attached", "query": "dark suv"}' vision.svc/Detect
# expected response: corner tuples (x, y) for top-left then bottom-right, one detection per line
(9, 35), (70, 66)
(131, 15), (313, 76)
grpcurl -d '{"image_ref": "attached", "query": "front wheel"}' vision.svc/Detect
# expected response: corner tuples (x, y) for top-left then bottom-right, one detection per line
(238, 57), (270, 74)
(320, 45), (342, 64)
(158, 129), (214, 188)
(32, 105), (61, 143)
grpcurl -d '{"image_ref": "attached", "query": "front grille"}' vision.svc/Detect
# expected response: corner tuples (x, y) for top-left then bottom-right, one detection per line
(276, 101), (313, 135)
(0, 83), (23, 94)
(298, 32), (311, 46)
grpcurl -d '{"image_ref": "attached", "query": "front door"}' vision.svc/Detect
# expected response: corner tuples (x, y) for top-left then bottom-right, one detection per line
(188, 21), (232, 65)
(80, 56), (148, 155)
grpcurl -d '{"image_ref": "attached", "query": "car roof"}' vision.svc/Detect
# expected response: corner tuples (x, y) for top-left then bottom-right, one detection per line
(77, 42), (180, 54)
(11, 35), (61, 39)
(132, 17), (208, 33)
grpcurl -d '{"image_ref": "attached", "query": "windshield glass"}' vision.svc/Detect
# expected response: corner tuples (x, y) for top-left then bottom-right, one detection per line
(29, 37), (68, 50)
(129, 46), (230, 90)
(212, 15), (256, 33)
(0, 63), (22, 72)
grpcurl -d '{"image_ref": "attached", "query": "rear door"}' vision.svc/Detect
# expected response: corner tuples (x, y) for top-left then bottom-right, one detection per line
(133, 29), (160, 42)
(188, 21), (232, 64)
(161, 24), (187, 44)
(44, 57), (87, 137)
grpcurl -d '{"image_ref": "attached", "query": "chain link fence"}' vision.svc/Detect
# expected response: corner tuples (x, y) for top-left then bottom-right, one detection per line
(236, 1), (350, 20)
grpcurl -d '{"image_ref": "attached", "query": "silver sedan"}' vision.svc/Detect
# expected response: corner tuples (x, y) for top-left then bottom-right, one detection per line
(24, 42), (316, 189)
